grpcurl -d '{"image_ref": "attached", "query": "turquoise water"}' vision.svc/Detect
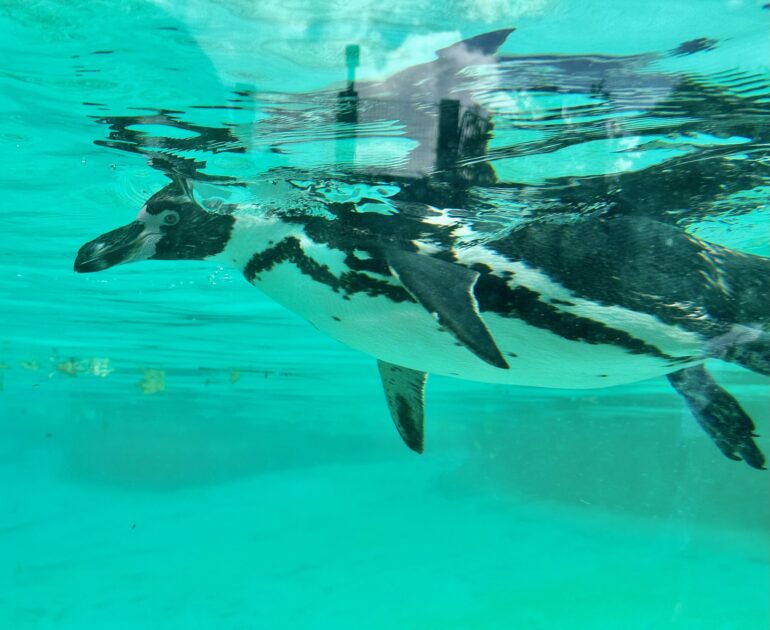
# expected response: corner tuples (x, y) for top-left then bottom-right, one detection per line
(1, 0), (769, 627)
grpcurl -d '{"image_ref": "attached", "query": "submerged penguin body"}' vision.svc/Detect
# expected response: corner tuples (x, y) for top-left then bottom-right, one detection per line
(219, 213), (713, 389)
(74, 178), (769, 468)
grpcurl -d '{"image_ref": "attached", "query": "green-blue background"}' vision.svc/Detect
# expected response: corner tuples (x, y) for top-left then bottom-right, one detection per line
(1, 1), (768, 627)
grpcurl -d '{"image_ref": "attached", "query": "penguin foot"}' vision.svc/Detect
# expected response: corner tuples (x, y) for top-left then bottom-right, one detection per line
(667, 365), (766, 470)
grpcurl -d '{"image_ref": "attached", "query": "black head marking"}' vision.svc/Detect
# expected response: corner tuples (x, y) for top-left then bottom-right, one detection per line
(143, 179), (235, 261)
(74, 177), (235, 273)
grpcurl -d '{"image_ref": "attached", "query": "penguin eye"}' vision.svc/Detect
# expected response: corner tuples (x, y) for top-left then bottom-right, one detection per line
(163, 211), (180, 226)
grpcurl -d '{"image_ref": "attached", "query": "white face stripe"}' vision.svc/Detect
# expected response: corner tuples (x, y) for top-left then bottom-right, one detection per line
(134, 233), (162, 261)
(125, 204), (167, 262)
(137, 205), (176, 230)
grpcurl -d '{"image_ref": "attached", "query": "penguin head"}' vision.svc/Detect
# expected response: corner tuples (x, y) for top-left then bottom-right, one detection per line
(74, 176), (234, 273)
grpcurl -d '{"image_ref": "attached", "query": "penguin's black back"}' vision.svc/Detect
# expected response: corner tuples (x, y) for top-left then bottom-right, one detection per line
(491, 216), (770, 337)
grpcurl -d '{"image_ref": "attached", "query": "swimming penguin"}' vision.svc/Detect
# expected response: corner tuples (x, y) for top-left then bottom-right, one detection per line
(74, 175), (769, 468)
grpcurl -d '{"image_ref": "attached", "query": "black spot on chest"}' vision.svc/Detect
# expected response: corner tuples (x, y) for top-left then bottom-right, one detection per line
(243, 236), (411, 302)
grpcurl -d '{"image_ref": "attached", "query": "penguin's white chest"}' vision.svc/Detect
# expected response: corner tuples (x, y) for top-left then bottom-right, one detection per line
(247, 259), (702, 389)
(218, 218), (705, 388)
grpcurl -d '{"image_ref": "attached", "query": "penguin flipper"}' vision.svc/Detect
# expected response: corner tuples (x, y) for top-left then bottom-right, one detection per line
(377, 360), (427, 454)
(386, 249), (509, 370)
(667, 365), (766, 469)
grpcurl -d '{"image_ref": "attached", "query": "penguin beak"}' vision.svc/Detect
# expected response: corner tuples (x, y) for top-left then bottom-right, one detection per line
(74, 221), (157, 273)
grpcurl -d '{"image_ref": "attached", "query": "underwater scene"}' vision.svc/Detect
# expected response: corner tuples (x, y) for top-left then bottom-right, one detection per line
(1, 0), (769, 627)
